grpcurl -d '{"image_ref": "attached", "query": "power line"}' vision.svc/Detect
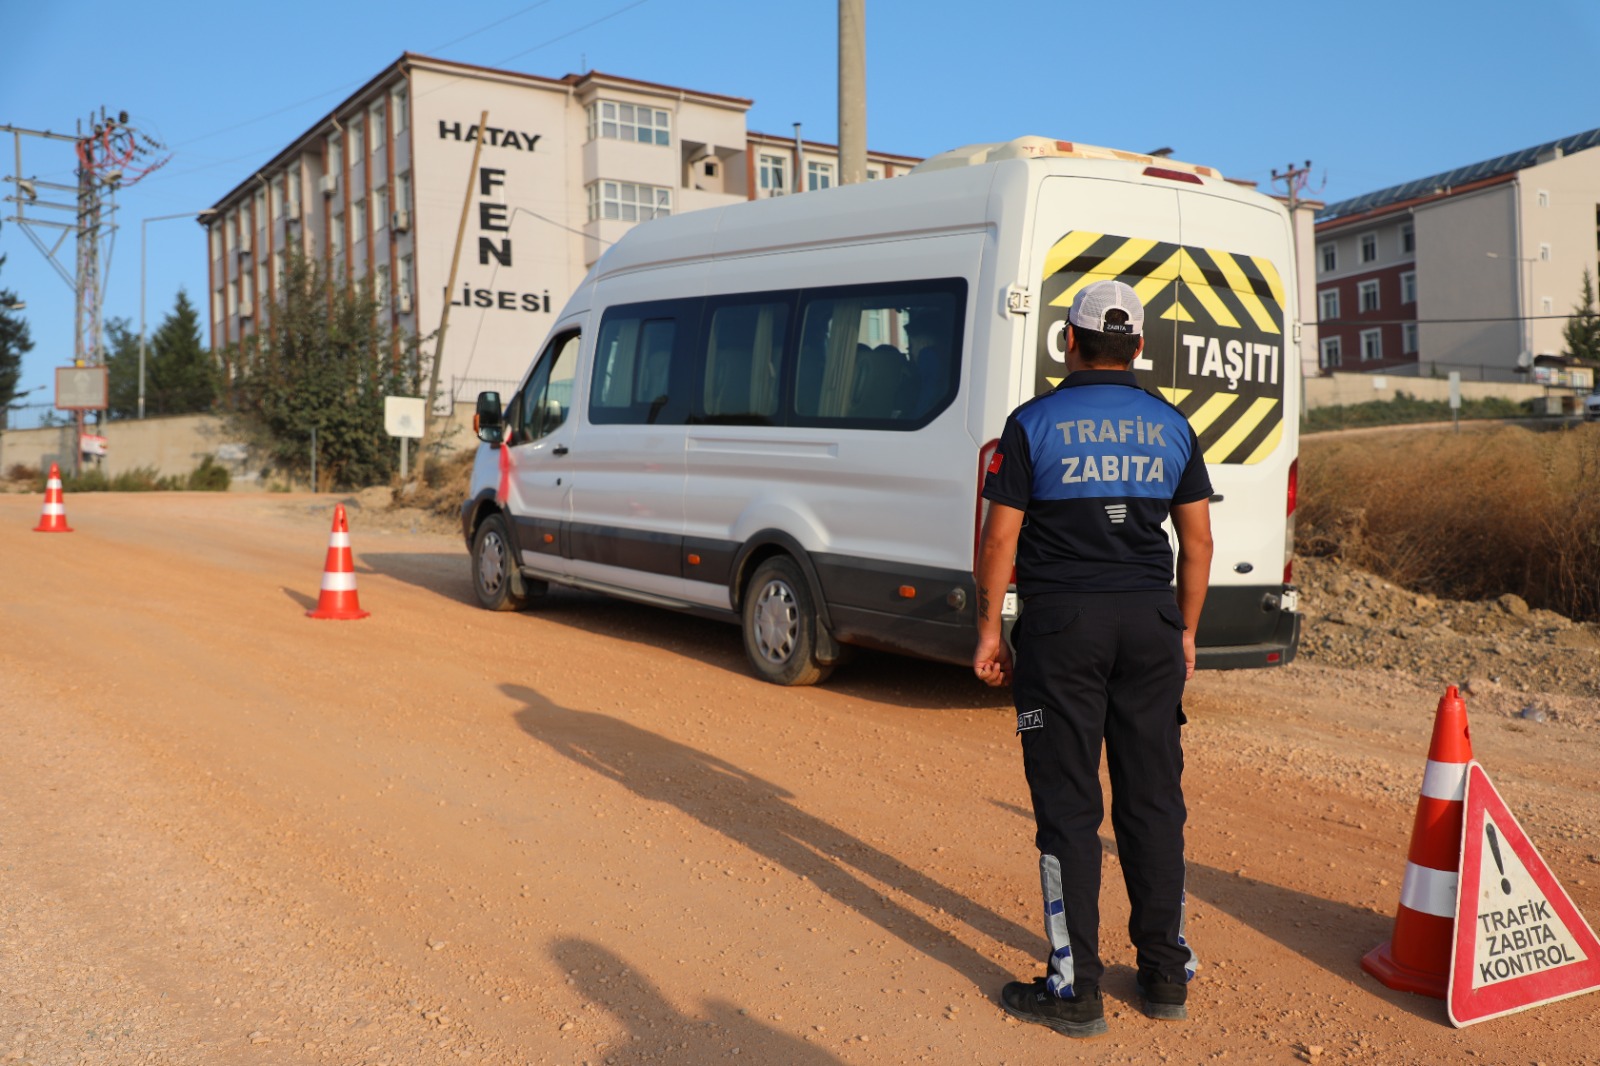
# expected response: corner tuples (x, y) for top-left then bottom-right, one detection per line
(1323, 313), (1595, 325)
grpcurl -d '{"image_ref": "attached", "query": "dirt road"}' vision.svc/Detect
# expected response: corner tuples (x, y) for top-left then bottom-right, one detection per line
(3, 492), (1597, 1065)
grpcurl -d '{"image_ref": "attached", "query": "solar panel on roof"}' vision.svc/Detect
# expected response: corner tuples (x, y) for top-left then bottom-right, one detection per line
(1317, 127), (1600, 222)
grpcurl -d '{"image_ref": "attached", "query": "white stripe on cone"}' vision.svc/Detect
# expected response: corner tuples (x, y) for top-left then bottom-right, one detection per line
(1399, 861), (1459, 918)
(1419, 759), (1468, 801)
(320, 571), (359, 592)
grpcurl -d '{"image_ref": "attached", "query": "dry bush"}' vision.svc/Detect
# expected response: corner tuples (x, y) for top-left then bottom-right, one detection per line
(394, 447), (475, 522)
(1300, 424), (1600, 621)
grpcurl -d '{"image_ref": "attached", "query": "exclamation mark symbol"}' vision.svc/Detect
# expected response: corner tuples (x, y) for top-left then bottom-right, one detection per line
(1486, 823), (1512, 896)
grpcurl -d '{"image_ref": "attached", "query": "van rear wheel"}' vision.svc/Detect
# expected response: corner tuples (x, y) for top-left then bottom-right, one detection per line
(742, 556), (833, 686)
(472, 513), (528, 611)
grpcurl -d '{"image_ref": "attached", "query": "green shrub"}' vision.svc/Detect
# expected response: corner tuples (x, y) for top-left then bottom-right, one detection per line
(187, 455), (231, 492)
(61, 468), (110, 492)
(109, 466), (164, 492)
(1303, 391), (1532, 433)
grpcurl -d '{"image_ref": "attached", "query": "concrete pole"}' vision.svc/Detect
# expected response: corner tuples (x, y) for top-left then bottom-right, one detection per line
(838, 0), (867, 185)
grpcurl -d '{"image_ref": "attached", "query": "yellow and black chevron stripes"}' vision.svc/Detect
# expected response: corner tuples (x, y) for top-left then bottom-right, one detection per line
(1042, 232), (1283, 336)
(1036, 229), (1289, 465)
(1157, 388), (1283, 466)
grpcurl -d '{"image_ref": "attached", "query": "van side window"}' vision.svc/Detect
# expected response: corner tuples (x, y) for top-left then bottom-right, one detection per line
(792, 281), (965, 428)
(701, 300), (789, 424)
(509, 330), (579, 445)
(591, 304), (690, 425)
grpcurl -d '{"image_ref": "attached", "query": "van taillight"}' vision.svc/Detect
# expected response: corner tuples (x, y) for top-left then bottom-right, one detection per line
(976, 440), (999, 571)
(975, 439), (1017, 585)
(1143, 166), (1203, 185)
(1284, 458), (1298, 584)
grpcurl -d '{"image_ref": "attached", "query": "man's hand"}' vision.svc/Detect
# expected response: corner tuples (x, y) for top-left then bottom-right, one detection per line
(973, 502), (1024, 689)
(973, 633), (1013, 687)
(1182, 632), (1197, 681)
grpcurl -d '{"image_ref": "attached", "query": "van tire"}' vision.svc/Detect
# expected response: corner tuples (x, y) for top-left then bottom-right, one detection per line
(742, 556), (834, 686)
(472, 513), (528, 612)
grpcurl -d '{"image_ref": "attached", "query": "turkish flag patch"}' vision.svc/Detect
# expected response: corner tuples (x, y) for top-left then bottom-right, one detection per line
(987, 452), (1004, 475)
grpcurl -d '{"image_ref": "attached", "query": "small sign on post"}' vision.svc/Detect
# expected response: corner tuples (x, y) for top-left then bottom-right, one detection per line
(385, 395), (426, 481)
(56, 366), (109, 410)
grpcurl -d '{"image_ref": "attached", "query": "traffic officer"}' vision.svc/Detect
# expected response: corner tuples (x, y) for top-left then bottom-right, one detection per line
(973, 279), (1214, 1038)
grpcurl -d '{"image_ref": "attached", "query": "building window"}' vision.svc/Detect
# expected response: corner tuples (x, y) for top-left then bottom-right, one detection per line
(375, 264), (390, 305)
(586, 100), (670, 145)
(1400, 271), (1417, 305)
(374, 186), (389, 231)
(1361, 328), (1382, 361)
(398, 255), (413, 306)
(1359, 279), (1380, 312)
(1537, 189), (1550, 208)
(370, 101), (385, 152)
(866, 166), (883, 180)
(1319, 243), (1336, 273)
(1320, 336), (1342, 368)
(328, 131), (342, 179)
(1360, 233), (1377, 263)
(1318, 289), (1339, 320)
(807, 160), (834, 191)
(1539, 242), (1551, 262)
(1401, 222), (1415, 254)
(212, 289), (224, 324)
(1403, 322), (1418, 354)
(587, 180), (671, 223)
(210, 226), (222, 260)
(353, 199), (367, 243)
(349, 114), (365, 159)
(396, 171), (411, 215)
(758, 154), (787, 196)
(391, 86), (408, 133)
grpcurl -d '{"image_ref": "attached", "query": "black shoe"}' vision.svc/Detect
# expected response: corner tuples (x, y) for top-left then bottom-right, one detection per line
(1136, 973), (1188, 1021)
(999, 978), (1108, 1038)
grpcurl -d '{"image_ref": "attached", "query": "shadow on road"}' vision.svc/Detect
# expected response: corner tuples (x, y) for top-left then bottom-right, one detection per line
(507, 682), (1036, 991)
(361, 545), (1009, 710)
(550, 937), (848, 1064)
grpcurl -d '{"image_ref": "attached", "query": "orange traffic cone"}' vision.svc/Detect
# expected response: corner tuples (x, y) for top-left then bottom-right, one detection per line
(33, 462), (74, 532)
(1362, 684), (1474, 997)
(306, 503), (370, 620)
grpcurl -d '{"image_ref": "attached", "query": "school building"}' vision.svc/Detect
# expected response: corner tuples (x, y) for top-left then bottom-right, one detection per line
(203, 53), (922, 407)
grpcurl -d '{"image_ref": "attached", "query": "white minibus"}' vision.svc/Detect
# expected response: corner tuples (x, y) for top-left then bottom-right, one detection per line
(462, 136), (1302, 684)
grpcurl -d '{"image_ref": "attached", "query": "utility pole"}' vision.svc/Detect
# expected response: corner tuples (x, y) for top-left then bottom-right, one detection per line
(1272, 160), (1313, 410)
(838, 0), (867, 185)
(4, 112), (168, 470)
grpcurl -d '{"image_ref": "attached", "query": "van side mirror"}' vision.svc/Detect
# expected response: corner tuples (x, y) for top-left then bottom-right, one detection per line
(474, 391), (505, 445)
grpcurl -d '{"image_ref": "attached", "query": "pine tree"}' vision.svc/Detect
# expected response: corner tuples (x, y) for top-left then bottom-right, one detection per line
(223, 252), (415, 489)
(0, 253), (34, 429)
(147, 290), (215, 415)
(103, 291), (215, 418)
(1561, 268), (1600, 364)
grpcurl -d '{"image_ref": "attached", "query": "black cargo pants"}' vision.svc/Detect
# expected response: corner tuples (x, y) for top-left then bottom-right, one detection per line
(1011, 590), (1197, 997)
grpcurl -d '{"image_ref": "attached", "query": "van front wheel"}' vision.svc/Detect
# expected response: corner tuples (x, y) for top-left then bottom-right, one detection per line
(472, 513), (528, 612)
(742, 557), (834, 686)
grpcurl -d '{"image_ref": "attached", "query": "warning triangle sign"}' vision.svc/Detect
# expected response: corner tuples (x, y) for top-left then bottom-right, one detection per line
(1447, 762), (1600, 1026)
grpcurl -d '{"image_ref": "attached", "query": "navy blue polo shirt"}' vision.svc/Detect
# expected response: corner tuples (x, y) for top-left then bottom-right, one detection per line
(982, 369), (1212, 597)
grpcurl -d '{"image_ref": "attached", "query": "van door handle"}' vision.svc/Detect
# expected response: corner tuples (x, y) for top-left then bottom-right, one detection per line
(552, 444), (569, 456)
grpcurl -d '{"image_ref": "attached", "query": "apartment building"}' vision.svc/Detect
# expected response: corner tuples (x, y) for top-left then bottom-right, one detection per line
(1314, 128), (1600, 379)
(204, 53), (922, 405)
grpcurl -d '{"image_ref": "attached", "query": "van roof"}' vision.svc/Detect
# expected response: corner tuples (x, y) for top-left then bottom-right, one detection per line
(909, 135), (1220, 179)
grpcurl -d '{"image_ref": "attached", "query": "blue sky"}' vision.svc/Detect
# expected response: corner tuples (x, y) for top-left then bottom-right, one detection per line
(3, 0), (1598, 426)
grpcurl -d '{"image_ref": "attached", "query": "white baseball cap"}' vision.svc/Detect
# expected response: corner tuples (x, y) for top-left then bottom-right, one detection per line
(1068, 279), (1144, 337)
